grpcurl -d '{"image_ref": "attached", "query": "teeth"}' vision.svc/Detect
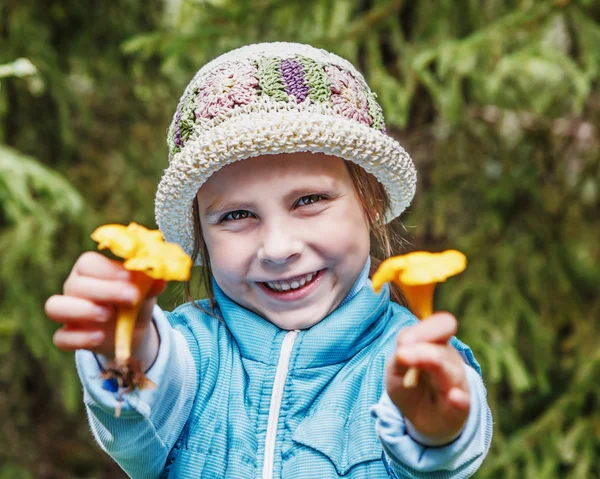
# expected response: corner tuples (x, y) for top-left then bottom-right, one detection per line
(265, 271), (317, 292)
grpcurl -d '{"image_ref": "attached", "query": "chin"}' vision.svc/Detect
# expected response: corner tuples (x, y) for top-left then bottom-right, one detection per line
(265, 306), (331, 330)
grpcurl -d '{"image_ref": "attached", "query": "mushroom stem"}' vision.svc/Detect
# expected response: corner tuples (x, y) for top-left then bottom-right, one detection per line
(402, 367), (421, 388)
(397, 283), (436, 387)
(400, 283), (436, 321)
(114, 271), (153, 368)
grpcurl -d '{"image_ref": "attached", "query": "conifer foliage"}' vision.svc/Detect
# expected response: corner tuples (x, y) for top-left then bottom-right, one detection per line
(1, 0), (599, 476)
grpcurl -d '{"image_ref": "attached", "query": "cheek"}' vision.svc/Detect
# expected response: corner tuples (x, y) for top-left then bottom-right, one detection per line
(204, 232), (255, 279)
(316, 208), (370, 259)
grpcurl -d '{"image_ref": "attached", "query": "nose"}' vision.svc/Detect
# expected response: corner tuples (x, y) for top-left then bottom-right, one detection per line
(257, 220), (303, 265)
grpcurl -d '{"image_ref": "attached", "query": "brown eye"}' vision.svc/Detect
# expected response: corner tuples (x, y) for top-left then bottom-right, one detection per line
(222, 210), (251, 221)
(232, 210), (249, 220)
(298, 194), (322, 206)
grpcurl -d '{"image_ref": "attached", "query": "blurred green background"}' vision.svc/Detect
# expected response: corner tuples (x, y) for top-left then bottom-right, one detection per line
(1, 0), (599, 477)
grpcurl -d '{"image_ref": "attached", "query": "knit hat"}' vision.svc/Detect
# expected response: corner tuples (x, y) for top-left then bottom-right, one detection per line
(156, 42), (416, 260)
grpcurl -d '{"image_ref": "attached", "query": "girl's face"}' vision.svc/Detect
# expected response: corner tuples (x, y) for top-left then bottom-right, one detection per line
(197, 152), (371, 330)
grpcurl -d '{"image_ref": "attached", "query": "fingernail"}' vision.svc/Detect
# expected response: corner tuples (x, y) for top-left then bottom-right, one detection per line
(397, 347), (414, 362)
(95, 307), (110, 321)
(117, 270), (131, 281)
(123, 289), (139, 305)
(399, 334), (416, 345)
(91, 332), (104, 345)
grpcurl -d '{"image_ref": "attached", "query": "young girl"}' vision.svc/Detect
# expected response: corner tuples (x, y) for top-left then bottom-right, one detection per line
(45, 42), (492, 478)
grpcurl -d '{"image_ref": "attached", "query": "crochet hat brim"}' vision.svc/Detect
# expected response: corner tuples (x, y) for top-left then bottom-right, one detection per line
(155, 109), (416, 263)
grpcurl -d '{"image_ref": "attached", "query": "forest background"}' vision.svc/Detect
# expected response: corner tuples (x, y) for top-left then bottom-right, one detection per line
(1, 0), (599, 477)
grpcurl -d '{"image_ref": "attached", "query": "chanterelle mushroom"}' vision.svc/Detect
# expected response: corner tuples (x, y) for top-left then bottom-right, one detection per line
(91, 223), (192, 406)
(372, 250), (467, 387)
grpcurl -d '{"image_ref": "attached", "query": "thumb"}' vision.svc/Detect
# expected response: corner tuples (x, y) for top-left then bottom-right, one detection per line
(136, 283), (163, 329)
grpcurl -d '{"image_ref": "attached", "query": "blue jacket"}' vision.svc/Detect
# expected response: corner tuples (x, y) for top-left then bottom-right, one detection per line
(76, 279), (492, 478)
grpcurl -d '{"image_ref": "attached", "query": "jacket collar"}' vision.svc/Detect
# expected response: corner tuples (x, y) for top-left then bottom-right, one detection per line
(211, 260), (391, 368)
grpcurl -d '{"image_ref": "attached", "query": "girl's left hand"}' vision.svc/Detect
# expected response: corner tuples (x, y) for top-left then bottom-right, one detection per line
(386, 312), (470, 444)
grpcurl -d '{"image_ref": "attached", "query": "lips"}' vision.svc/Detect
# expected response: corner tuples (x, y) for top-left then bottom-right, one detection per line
(258, 269), (324, 300)
(264, 271), (318, 292)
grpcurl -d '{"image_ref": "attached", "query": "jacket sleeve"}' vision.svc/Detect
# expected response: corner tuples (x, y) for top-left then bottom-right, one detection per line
(371, 355), (493, 478)
(75, 305), (198, 479)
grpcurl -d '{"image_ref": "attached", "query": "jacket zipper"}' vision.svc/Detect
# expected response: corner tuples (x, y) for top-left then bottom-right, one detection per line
(261, 330), (299, 479)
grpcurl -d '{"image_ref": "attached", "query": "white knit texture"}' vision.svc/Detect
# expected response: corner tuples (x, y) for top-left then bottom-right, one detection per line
(156, 42), (417, 263)
(156, 110), (416, 263)
(174, 43), (370, 117)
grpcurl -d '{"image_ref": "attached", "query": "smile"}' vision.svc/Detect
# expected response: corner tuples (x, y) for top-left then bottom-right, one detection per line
(264, 271), (319, 292)
(258, 270), (324, 298)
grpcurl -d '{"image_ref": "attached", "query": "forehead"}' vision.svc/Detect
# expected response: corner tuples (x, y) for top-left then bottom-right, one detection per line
(198, 152), (350, 195)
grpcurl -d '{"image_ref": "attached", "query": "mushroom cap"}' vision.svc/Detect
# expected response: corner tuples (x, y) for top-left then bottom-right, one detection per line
(372, 249), (467, 292)
(126, 222), (165, 244)
(91, 224), (139, 259)
(394, 250), (467, 285)
(371, 256), (407, 293)
(91, 223), (192, 281)
(124, 242), (192, 281)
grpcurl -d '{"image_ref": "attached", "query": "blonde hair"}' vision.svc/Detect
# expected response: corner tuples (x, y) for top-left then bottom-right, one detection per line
(185, 160), (405, 307)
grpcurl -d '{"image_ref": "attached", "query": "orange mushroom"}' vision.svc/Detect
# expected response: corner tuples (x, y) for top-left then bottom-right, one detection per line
(372, 250), (467, 387)
(91, 223), (192, 401)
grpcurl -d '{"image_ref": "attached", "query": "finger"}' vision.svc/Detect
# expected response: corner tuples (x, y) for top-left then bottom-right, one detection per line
(385, 357), (415, 405)
(73, 251), (133, 281)
(45, 295), (114, 323)
(387, 354), (409, 379)
(64, 275), (141, 305)
(448, 387), (471, 411)
(53, 326), (107, 351)
(397, 312), (458, 346)
(396, 343), (465, 391)
(136, 296), (158, 331)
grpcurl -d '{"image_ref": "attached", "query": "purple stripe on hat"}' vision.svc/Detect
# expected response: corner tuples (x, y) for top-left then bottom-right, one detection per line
(280, 59), (309, 103)
(174, 107), (183, 147)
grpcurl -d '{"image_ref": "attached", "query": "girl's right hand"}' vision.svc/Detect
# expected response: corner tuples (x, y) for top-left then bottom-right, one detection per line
(45, 251), (165, 358)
